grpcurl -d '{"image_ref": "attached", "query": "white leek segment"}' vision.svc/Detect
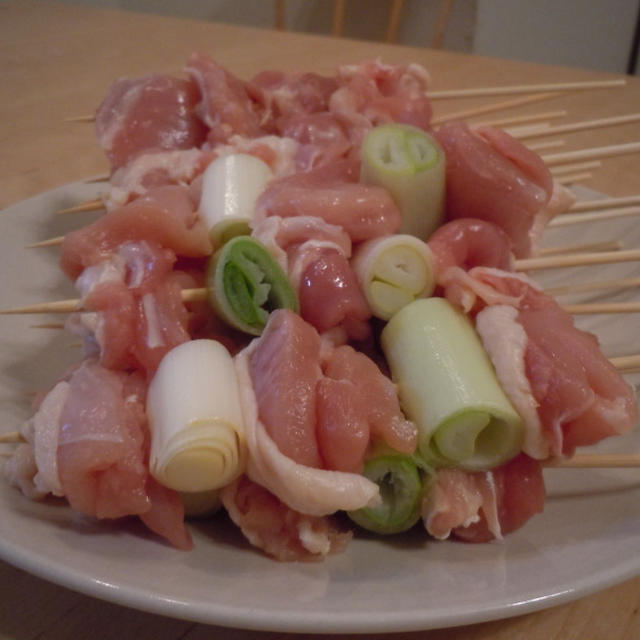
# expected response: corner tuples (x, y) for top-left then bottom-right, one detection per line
(199, 153), (274, 248)
(146, 339), (247, 492)
(360, 124), (445, 239)
(351, 234), (436, 320)
(381, 298), (524, 471)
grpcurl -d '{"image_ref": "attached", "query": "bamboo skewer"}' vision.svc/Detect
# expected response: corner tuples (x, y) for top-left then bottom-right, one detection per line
(562, 301), (640, 315)
(57, 198), (104, 215)
(549, 205), (640, 227)
(2, 288), (638, 317)
(5, 250), (639, 314)
(514, 248), (640, 272)
(30, 323), (66, 329)
(34, 202), (638, 251)
(430, 92), (562, 126)
(541, 141), (640, 166)
(50, 140), (636, 222)
(545, 276), (640, 297)
(557, 172), (592, 185)
(527, 139), (565, 152)
(608, 355), (640, 371)
(537, 240), (621, 256)
(545, 454), (640, 469)
(77, 91), (563, 130)
(503, 123), (552, 138)
(569, 195), (640, 213)
(64, 114), (95, 123)
(512, 112), (640, 141)
(471, 109), (568, 129)
(1, 298), (86, 315)
(85, 174), (110, 184)
(0, 432), (23, 443)
(550, 160), (602, 175)
(428, 78), (626, 100)
(26, 236), (64, 249)
(68, 77), (627, 130)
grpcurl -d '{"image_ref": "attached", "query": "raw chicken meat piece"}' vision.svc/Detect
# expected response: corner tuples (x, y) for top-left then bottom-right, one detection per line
(95, 74), (207, 170)
(435, 122), (554, 258)
(221, 476), (351, 561)
(255, 159), (401, 243)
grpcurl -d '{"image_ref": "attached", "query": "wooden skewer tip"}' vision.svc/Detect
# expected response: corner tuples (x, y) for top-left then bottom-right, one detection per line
(546, 453), (640, 469)
(57, 198), (104, 215)
(0, 431), (23, 444)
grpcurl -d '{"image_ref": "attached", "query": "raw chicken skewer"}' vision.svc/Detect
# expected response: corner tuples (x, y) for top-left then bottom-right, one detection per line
(51, 138), (640, 217)
(68, 77), (622, 128)
(2, 431), (638, 467)
(11, 296), (639, 317)
(14, 267), (637, 320)
(2, 267), (639, 316)
(38, 197), (640, 254)
(4, 55), (636, 559)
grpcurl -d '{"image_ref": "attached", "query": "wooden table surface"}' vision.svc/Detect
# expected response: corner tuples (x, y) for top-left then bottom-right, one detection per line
(0, 2), (639, 638)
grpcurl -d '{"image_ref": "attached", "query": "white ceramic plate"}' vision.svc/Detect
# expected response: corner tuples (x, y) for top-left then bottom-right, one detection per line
(0, 182), (638, 634)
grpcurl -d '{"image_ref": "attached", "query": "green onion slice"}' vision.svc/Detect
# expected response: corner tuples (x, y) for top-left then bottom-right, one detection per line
(206, 236), (299, 335)
(347, 453), (427, 535)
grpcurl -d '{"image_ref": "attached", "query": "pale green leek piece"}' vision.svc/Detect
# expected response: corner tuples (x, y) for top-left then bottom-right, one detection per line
(347, 451), (429, 535)
(381, 298), (524, 470)
(206, 236), (299, 336)
(360, 123), (445, 240)
(351, 234), (436, 321)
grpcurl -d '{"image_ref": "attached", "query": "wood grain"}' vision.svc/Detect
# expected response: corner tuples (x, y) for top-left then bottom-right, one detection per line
(0, 2), (639, 639)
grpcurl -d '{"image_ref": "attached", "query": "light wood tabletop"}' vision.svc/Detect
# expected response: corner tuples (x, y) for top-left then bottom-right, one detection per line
(1, 2), (639, 639)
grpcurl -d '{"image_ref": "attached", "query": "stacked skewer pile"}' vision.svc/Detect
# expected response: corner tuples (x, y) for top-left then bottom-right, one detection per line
(0, 61), (638, 549)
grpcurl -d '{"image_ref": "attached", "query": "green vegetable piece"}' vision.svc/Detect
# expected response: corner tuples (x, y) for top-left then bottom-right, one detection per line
(347, 453), (424, 535)
(381, 298), (524, 471)
(360, 123), (446, 239)
(206, 236), (299, 335)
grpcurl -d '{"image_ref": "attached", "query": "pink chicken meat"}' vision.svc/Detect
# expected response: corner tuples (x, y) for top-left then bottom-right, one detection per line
(435, 122), (567, 258)
(95, 74), (207, 171)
